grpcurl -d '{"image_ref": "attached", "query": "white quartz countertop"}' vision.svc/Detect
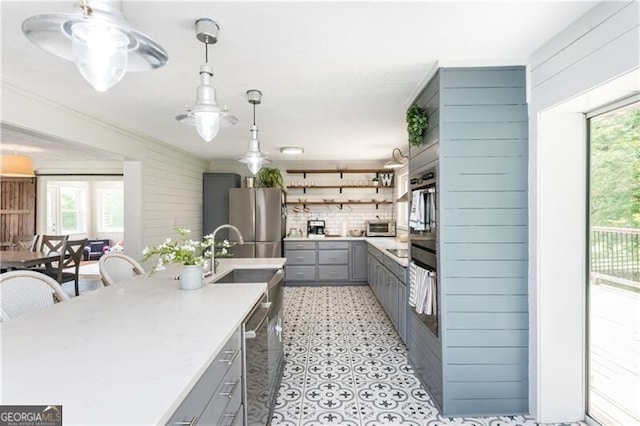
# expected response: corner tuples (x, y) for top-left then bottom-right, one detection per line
(284, 236), (409, 266)
(0, 258), (286, 425)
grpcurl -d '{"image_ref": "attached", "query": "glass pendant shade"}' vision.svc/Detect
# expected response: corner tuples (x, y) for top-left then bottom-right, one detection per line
(21, 2), (168, 92)
(71, 20), (128, 92)
(192, 64), (222, 142)
(194, 111), (220, 142)
(237, 125), (272, 175)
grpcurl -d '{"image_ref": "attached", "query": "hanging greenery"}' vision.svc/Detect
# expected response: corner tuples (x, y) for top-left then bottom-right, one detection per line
(257, 167), (287, 193)
(406, 104), (428, 147)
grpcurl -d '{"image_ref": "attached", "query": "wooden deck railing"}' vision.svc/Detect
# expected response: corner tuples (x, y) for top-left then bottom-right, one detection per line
(591, 226), (640, 284)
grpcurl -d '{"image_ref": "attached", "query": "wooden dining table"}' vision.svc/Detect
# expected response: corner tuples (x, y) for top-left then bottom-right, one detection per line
(0, 251), (62, 270)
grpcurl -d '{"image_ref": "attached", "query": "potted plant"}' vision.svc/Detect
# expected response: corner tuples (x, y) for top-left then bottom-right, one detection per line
(257, 167), (286, 193)
(406, 104), (428, 147)
(142, 227), (232, 290)
(372, 176), (379, 187)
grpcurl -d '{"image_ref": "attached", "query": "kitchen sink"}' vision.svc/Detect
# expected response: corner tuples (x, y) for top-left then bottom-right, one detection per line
(212, 268), (281, 284)
(386, 248), (409, 258)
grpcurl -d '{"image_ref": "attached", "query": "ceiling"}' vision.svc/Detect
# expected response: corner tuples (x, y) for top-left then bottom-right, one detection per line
(1, 1), (597, 163)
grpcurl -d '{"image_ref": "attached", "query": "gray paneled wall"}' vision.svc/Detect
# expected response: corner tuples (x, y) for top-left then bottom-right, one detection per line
(408, 66), (528, 416)
(440, 66), (528, 415)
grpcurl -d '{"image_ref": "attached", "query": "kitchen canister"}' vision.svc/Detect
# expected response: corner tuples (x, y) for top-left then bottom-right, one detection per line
(245, 176), (255, 188)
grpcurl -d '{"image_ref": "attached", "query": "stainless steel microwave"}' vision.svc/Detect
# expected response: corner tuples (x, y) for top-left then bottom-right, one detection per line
(365, 220), (396, 237)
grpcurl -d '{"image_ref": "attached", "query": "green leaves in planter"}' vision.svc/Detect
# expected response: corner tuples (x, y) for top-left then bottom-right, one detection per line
(257, 167), (286, 193)
(406, 104), (428, 147)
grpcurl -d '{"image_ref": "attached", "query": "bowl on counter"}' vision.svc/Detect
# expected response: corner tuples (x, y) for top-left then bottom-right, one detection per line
(348, 229), (365, 237)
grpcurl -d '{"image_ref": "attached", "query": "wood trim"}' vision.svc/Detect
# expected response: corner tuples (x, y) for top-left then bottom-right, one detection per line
(0, 209), (31, 215)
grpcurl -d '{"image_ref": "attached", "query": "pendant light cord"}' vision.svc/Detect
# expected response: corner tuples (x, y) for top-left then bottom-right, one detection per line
(204, 42), (208, 63)
(253, 103), (256, 126)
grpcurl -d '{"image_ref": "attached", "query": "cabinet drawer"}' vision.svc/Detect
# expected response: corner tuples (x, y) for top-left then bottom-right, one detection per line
(318, 249), (348, 265)
(318, 265), (349, 280)
(284, 241), (316, 250)
(285, 266), (316, 281)
(318, 241), (349, 250)
(285, 250), (316, 265)
(198, 349), (242, 425)
(167, 328), (241, 425)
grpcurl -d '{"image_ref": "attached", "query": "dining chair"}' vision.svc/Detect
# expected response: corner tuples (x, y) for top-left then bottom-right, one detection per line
(0, 270), (70, 322)
(99, 252), (146, 286)
(39, 234), (69, 254)
(35, 238), (87, 297)
(11, 234), (39, 252)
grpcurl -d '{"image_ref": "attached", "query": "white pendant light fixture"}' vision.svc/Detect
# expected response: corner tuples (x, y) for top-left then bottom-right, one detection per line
(179, 18), (234, 142)
(22, 0), (168, 92)
(384, 148), (409, 169)
(237, 90), (272, 175)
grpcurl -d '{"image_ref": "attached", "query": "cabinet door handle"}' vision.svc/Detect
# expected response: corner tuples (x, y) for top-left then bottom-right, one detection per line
(219, 378), (240, 398)
(219, 348), (240, 365)
(174, 416), (198, 425)
(223, 405), (242, 426)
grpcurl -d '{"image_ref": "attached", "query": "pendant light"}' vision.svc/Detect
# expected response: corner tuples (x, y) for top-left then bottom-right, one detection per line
(180, 18), (234, 142)
(237, 90), (272, 175)
(0, 154), (36, 177)
(22, 0), (168, 92)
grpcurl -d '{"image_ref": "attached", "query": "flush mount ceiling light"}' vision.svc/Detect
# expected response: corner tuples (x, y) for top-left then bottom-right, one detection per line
(0, 154), (36, 177)
(280, 146), (304, 155)
(180, 18), (235, 142)
(22, 0), (168, 92)
(237, 90), (272, 175)
(384, 148), (409, 169)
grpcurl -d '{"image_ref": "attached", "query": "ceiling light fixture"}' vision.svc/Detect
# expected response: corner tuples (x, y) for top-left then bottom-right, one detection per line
(280, 146), (304, 155)
(22, 0), (168, 92)
(181, 18), (234, 142)
(237, 90), (272, 175)
(384, 148), (409, 169)
(0, 154), (36, 177)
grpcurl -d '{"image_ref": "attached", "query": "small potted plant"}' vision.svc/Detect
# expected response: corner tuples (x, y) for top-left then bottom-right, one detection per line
(372, 176), (379, 187)
(142, 227), (232, 290)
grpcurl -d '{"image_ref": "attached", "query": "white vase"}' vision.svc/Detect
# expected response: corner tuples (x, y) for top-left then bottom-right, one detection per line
(180, 265), (203, 290)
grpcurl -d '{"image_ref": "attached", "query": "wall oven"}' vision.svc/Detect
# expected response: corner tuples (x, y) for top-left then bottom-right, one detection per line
(409, 166), (439, 336)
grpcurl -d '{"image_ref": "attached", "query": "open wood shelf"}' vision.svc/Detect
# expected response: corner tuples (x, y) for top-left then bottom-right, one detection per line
(287, 169), (390, 174)
(285, 201), (392, 205)
(286, 185), (393, 189)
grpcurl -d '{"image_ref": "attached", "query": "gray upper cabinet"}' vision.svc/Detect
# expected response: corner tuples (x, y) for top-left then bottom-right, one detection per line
(203, 173), (241, 240)
(408, 67), (529, 416)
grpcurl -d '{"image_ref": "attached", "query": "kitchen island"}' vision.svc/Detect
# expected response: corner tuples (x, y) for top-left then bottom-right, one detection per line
(1, 257), (286, 425)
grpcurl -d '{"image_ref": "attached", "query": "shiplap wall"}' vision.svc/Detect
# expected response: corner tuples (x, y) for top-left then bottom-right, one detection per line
(528, 1), (640, 422)
(2, 82), (208, 262)
(408, 67), (529, 416)
(439, 66), (528, 415)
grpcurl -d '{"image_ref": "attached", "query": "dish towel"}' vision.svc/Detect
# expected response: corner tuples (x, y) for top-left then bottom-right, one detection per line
(409, 190), (426, 230)
(410, 262), (437, 315)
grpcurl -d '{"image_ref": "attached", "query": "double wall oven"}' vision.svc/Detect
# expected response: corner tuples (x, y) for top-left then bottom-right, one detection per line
(409, 166), (439, 336)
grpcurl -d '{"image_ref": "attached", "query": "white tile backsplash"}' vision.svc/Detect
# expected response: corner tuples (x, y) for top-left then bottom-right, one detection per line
(286, 203), (394, 236)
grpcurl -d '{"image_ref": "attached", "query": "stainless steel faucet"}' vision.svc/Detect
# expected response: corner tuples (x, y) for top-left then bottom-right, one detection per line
(210, 224), (244, 273)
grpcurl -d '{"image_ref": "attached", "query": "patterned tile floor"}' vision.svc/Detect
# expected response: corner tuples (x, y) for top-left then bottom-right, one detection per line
(271, 286), (584, 426)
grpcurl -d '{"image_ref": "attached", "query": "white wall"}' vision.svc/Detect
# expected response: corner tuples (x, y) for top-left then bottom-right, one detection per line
(527, 1), (640, 422)
(2, 82), (209, 262)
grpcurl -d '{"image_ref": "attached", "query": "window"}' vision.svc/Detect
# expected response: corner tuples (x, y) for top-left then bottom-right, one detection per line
(97, 182), (124, 232)
(46, 181), (88, 234)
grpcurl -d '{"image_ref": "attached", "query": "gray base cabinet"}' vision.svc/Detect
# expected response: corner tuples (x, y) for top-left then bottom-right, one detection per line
(167, 327), (242, 425)
(284, 240), (368, 284)
(367, 244), (407, 344)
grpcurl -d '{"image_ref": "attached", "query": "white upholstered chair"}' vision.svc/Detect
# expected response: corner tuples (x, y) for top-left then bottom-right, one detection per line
(98, 253), (146, 286)
(0, 270), (70, 322)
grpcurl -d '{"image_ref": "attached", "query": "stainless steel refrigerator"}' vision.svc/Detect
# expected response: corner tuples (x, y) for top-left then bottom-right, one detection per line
(228, 188), (285, 258)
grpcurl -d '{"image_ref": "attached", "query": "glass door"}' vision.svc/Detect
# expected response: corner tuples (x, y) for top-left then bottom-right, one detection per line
(587, 100), (640, 425)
